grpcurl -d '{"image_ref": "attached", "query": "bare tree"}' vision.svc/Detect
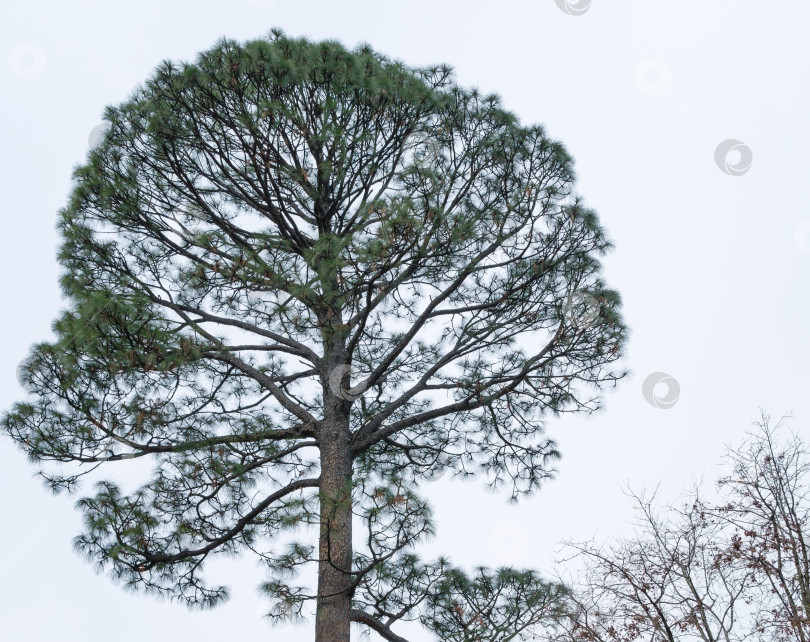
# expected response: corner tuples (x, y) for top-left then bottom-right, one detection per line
(559, 486), (755, 642)
(555, 414), (810, 642)
(714, 412), (810, 641)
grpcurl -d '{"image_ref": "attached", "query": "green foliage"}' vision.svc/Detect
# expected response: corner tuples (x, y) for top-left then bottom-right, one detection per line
(423, 567), (569, 641)
(2, 28), (627, 639)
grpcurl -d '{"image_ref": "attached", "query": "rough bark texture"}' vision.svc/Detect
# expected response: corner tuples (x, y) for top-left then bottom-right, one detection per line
(316, 277), (354, 642)
(315, 399), (354, 642)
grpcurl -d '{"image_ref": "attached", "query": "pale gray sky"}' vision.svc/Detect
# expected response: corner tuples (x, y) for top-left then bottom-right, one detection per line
(2, 1), (809, 640)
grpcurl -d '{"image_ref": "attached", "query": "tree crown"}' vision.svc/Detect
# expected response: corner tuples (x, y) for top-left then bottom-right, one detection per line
(3, 29), (627, 638)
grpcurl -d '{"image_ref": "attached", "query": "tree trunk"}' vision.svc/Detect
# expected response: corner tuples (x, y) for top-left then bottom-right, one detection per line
(315, 399), (354, 642)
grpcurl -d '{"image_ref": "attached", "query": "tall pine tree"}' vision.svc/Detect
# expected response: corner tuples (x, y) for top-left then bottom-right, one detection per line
(2, 30), (628, 642)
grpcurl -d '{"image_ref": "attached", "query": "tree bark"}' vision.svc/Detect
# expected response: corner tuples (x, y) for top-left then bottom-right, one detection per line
(315, 395), (354, 642)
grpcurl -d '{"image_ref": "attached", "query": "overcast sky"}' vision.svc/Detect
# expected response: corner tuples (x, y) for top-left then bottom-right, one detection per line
(2, 1), (809, 640)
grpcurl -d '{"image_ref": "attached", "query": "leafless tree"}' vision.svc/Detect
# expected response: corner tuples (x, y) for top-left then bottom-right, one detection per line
(713, 412), (810, 641)
(558, 485), (755, 642)
(555, 413), (810, 642)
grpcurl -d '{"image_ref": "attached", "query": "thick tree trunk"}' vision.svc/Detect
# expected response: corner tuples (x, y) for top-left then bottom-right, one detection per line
(315, 250), (355, 642)
(315, 401), (354, 642)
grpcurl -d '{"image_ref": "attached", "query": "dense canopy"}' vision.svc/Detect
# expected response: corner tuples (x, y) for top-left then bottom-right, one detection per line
(3, 30), (627, 641)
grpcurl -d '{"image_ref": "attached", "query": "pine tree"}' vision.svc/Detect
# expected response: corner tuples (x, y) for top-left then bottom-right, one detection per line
(2, 30), (628, 642)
